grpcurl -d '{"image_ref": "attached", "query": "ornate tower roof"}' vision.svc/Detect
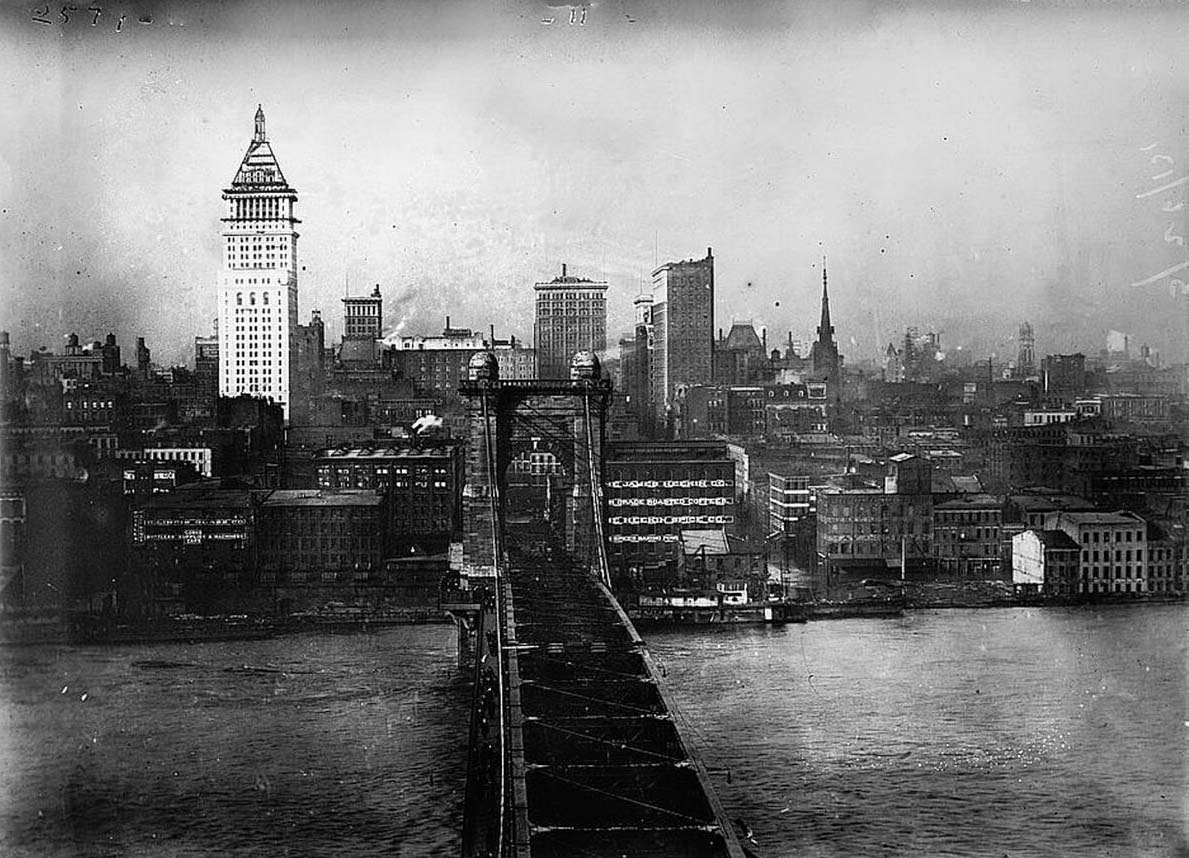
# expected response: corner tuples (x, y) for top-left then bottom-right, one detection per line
(226, 105), (293, 192)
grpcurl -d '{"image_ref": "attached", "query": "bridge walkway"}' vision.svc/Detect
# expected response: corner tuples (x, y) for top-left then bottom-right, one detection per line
(502, 536), (746, 858)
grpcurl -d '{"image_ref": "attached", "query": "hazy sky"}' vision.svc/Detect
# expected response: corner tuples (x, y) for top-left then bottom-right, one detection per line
(3, 0), (1189, 366)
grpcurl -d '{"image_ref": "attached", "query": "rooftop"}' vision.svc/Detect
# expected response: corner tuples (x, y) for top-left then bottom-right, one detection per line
(316, 445), (459, 460)
(934, 493), (1004, 510)
(1030, 529), (1083, 551)
(262, 490), (383, 508)
(1009, 494), (1098, 512)
(680, 529), (730, 555)
(1051, 510), (1145, 526)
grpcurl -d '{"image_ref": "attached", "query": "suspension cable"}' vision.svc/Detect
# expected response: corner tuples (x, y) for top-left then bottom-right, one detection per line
(583, 387), (612, 588)
(480, 389), (508, 858)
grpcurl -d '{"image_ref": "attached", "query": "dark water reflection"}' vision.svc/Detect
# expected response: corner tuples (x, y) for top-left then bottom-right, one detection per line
(0, 626), (468, 857)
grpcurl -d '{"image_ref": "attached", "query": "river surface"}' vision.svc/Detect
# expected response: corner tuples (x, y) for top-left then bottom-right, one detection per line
(0, 625), (469, 857)
(647, 603), (1188, 858)
(1, 606), (1185, 857)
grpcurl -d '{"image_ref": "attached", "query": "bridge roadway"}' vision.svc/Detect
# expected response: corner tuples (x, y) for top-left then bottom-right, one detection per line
(461, 532), (748, 858)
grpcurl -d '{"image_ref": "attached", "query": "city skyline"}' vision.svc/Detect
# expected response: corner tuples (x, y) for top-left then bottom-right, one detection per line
(4, 0), (1189, 366)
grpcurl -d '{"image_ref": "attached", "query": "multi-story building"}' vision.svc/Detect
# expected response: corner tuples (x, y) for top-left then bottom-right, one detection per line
(1094, 393), (1170, 424)
(1011, 529), (1081, 595)
(764, 382), (828, 440)
(385, 322), (532, 396)
(343, 285), (384, 341)
(533, 265), (608, 379)
(257, 490), (386, 579)
(1022, 408), (1077, 427)
(129, 483), (262, 614)
(768, 473), (816, 534)
(216, 106), (301, 420)
(195, 328), (219, 379)
(0, 490), (25, 604)
(1147, 520), (1187, 595)
(714, 323), (767, 386)
(604, 440), (735, 580)
(314, 442), (463, 546)
(1041, 353), (1086, 400)
(116, 446), (215, 478)
(649, 249), (715, 423)
(932, 494), (1004, 577)
(816, 455), (935, 581)
(618, 295), (654, 436)
(493, 340), (536, 381)
(1043, 510), (1149, 594)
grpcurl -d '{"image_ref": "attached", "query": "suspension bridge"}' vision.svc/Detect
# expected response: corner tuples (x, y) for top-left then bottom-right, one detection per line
(443, 351), (749, 858)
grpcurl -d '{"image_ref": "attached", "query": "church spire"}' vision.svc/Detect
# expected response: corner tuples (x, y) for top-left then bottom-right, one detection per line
(254, 105), (266, 143)
(818, 255), (834, 341)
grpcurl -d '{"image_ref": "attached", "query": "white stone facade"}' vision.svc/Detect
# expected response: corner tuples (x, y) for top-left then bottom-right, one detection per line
(217, 107), (300, 420)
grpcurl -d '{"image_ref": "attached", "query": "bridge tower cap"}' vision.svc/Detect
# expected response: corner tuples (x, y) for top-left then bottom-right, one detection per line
(468, 351), (500, 382)
(569, 350), (601, 380)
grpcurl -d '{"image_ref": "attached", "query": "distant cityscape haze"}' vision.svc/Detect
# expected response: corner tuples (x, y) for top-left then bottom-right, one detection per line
(2, 0), (1188, 365)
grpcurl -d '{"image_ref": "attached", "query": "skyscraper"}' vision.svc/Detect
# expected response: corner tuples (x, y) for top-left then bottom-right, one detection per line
(216, 106), (300, 420)
(340, 284), (383, 366)
(1017, 321), (1036, 378)
(343, 284), (384, 341)
(649, 248), (715, 423)
(533, 264), (608, 379)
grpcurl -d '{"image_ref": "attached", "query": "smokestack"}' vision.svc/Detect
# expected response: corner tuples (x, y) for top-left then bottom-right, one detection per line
(762, 327), (767, 351)
(490, 324), (495, 346)
(445, 315), (450, 332)
(562, 263), (567, 278)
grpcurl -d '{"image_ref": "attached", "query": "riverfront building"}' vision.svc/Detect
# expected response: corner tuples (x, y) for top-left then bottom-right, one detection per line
(314, 442), (464, 547)
(1011, 529), (1082, 595)
(1043, 510), (1149, 594)
(257, 490), (386, 579)
(931, 494), (1004, 578)
(604, 440), (736, 580)
(216, 107), (301, 419)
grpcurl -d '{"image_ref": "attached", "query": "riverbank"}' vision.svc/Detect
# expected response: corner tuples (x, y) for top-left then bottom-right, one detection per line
(902, 580), (1188, 609)
(0, 607), (452, 646)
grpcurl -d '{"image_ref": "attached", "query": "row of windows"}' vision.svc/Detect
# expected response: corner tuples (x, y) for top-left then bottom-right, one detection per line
(537, 291), (605, 301)
(937, 511), (999, 523)
(1081, 549), (1143, 562)
(1082, 529), (1143, 544)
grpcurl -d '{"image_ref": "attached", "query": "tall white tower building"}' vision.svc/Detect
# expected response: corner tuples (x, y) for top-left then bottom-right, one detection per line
(217, 106), (300, 419)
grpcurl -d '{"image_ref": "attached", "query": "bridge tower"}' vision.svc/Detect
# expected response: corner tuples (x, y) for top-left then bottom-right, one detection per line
(460, 350), (612, 580)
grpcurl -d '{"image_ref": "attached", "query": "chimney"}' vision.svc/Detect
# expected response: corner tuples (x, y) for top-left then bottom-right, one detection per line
(445, 315), (450, 331)
(762, 327), (767, 351)
(562, 263), (567, 278)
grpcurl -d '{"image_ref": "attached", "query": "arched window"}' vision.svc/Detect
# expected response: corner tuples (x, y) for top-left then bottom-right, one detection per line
(236, 292), (243, 306)
(263, 292), (269, 305)
(250, 292), (256, 305)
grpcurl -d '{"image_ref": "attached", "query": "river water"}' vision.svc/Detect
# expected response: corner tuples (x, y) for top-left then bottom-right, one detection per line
(1, 606), (1185, 857)
(648, 604), (1188, 858)
(0, 625), (469, 857)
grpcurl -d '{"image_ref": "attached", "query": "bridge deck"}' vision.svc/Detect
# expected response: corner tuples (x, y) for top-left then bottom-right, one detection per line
(503, 541), (745, 858)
